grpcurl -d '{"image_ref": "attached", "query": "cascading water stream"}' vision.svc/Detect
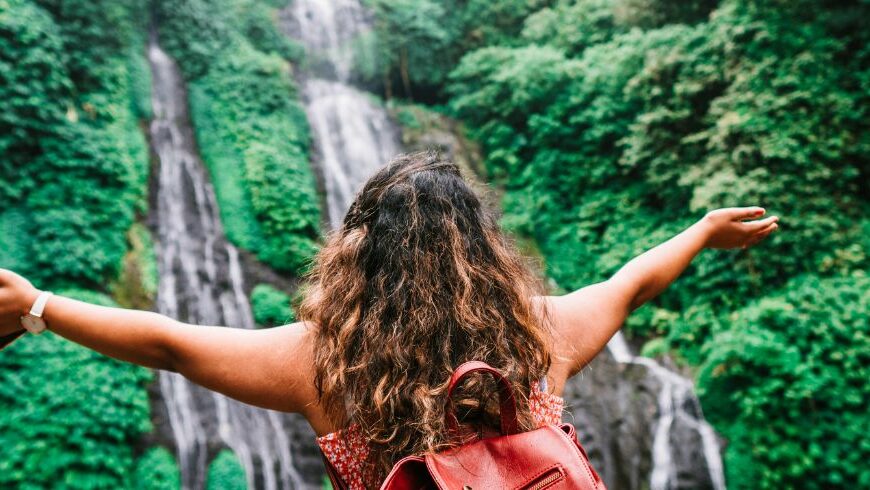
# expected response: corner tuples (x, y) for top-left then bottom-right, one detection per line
(280, 0), (400, 228)
(607, 332), (726, 490)
(147, 37), (308, 490)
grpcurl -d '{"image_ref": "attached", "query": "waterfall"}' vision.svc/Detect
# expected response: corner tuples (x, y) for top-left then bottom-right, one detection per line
(607, 332), (726, 490)
(280, 0), (401, 228)
(147, 37), (312, 490)
(278, 1), (728, 489)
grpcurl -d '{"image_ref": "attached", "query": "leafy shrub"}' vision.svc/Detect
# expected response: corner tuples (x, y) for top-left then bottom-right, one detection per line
(0, 2), (158, 488)
(0, 289), (153, 489)
(158, 0), (322, 275)
(206, 450), (246, 490)
(697, 274), (870, 488)
(360, 0), (555, 100)
(189, 43), (321, 274)
(251, 284), (295, 327)
(153, 0), (233, 80)
(133, 446), (181, 490)
(0, 0), (71, 203)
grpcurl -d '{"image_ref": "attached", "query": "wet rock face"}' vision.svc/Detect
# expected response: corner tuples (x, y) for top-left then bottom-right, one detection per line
(563, 350), (658, 490)
(280, 414), (326, 489)
(563, 349), (720, 490)
(666, 398), (721, 490)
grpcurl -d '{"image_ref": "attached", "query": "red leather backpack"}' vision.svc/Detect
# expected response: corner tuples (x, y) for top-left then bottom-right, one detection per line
(322, 361), (606, 490)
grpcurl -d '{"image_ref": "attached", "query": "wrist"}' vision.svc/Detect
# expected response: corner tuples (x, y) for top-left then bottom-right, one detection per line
(19, 287), (42, 317)
(693, 215), (715, 249)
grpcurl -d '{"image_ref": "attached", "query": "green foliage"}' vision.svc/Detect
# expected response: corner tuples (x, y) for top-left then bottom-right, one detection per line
(1, 0), (152, 289)
(187, 80), (265, 253)
(112, 223), (159, 310)
(127, 40), (153, 120)
(360, 0), (557, 100)
(237, 0), (304, 62)
(522, 0), (624, 56)
(156, 0), (301, 79)
(361, 0), (453, 97)
(0, 207), (36, 277)
(697, 274), (870, 488)
(153, 0), (233, 80)
(0, 1), (160, 488)
(158, 0), (322, 275)
(0, 290), (153, 489)
(251, 284), (295, 327)
(29, 117), (149, 289)
(638, 336), (670, 358)
(610, 0), (718, 28)
(0, 0), (71, 203)
(206, 450), (247, 490)
(189, 43), (321, 273)
(133, 447), (181, 490)
(362, 0), (720, 100)
(414, 0), (870, 487)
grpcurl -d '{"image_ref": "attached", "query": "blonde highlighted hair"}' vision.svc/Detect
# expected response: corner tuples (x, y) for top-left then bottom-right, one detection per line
(298, 151), (553, 486)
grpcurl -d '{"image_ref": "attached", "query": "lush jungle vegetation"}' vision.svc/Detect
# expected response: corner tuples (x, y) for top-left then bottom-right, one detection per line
(0, 0), (307, 487)
(364, 0), (869, 488)
(1, 0), (867, 489)
(0, 0), (157, 487)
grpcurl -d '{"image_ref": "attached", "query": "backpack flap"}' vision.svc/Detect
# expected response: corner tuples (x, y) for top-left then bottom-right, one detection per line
(424, 424), (602, 490)
(381, 361), (606, 490)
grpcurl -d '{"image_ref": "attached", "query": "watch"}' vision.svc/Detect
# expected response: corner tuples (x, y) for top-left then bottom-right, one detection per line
(20, 291), (53, 335)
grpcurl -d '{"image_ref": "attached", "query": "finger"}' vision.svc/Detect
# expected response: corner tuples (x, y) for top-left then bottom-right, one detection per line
(729, 206), (766, 220)
(744, 215), (779, 231)
(758, 221), (779, 234)
(745, 223), (778, 247)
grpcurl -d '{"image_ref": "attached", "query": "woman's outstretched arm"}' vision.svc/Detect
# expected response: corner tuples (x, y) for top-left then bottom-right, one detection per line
(0, 270), (316, 414)
(547, 206), (779, 379)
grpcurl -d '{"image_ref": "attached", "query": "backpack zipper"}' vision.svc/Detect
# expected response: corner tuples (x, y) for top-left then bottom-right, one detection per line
(523, 467), (564, 490)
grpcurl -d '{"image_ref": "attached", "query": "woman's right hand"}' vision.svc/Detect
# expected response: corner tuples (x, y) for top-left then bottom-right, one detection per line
(0, 268), (40, 337)
(701, 207), (780, 250)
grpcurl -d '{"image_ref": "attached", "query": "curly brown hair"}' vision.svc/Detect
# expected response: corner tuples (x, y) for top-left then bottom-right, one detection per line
(298, 151), (553, 486)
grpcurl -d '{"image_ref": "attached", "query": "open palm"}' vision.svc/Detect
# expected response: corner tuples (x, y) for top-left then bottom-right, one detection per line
(703, 207), (780, 250)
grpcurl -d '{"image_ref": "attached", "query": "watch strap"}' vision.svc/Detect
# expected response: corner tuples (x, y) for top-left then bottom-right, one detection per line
(29, 291), (53, 318)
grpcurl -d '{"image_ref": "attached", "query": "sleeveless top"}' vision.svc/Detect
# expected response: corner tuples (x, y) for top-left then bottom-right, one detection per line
(316, 379), (565, 490)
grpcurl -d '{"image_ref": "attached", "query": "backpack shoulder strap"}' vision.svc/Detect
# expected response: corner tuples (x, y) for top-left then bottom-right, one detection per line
(445, 361), (519, 436)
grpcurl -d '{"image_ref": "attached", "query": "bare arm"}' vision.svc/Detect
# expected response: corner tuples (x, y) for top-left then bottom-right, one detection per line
(547, 207), (779, 377)
(0, 273), (316, 414)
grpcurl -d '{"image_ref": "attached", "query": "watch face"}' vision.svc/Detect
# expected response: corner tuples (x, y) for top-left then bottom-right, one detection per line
(21, 315), (46, 334)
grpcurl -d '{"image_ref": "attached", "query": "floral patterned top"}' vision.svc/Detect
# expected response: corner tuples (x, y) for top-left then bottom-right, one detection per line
(316, 380), (566, 490)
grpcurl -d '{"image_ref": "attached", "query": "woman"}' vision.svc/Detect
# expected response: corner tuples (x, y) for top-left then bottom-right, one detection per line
(0, 152), (778, 488)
